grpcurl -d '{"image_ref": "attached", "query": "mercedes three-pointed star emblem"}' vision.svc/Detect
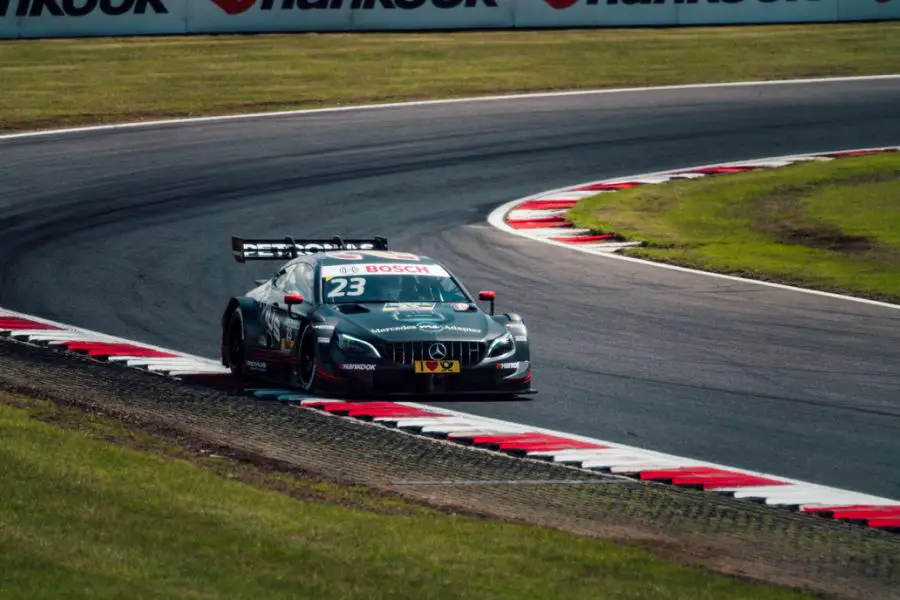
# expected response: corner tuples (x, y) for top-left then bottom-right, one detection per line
(428, 343), (448, 360)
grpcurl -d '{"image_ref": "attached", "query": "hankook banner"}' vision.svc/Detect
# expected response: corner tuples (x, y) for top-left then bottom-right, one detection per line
(0, 0), (897, 39)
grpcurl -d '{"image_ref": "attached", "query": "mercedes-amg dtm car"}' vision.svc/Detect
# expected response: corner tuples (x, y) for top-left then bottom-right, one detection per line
(221, 236), (534, 398)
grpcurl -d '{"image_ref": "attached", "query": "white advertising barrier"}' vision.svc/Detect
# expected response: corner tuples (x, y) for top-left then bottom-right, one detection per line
(183, 0), (512, 34)
(515, 0), (676, 27)
(1, 0), (187, 38)
(840, 0), (900, 21)
(514, 0), (839, 28)
(0, 0), (898, 39)
(675, 0), (838, 25)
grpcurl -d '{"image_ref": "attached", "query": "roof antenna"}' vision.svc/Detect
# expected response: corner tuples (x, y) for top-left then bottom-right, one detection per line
(332, 235), (345, 249)
(284, 236), (298, 259)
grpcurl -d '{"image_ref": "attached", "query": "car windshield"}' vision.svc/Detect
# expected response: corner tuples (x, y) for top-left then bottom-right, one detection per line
(322, 270), (469, 305)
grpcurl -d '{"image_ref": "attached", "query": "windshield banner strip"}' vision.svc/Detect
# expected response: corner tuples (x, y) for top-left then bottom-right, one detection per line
(322, 264), (450, 278)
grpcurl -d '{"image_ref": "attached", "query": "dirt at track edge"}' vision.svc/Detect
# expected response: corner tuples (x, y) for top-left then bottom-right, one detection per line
(1, 337), (898, 600)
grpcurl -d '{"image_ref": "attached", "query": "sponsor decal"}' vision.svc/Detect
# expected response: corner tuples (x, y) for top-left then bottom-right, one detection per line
(416, 323), (480, 334)
(209, 0), (255, 14)
(452, 303), (472, 312)
(317, 337), (332, 343)
(544, 0), (578, 8)
(339, 363), (377, 371)
(383, 303), (436, 312)
(246, 360), (267, 371)
(383, 303), (444, 324)
(261, 304), (282, 344)
(414, 360), (460, 374)
(240, 241), (377, 260)
(364, 251), (421, 261)
(514, 335), (527, 342)
(370, 324), (481, 335)
(207, 0), (498, 17)
(327, 251), (420, 261)
(321, 263), (449, 278)
(1, 0), (167, 17)
(327, 252), (365, 260)
(371, 325), (416, 334)
(365, 264), (445, 275)
(498, 360), (529, 377)
(394, 310), (445, 324)
(281, 324), (298, 350)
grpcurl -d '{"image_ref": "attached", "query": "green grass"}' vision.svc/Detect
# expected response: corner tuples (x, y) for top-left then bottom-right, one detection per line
(1, 23), (900, 131)
(0, 394), (811, 600)
(568, 153), (900, 303)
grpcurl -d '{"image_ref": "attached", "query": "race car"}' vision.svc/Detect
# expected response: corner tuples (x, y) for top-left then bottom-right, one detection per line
(221, 236), (534, 398)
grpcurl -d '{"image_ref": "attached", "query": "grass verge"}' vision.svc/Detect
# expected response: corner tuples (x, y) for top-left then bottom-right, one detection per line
(1, 23), (900, 132)
(568, 153), (900, 303)
(0, 390), (812, 600)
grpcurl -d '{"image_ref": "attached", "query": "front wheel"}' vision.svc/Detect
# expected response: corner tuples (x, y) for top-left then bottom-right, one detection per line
(291, 324), (317, 393)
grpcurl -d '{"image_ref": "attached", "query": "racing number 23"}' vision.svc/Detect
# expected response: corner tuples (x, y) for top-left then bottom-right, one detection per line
(328, 277), (366, 298)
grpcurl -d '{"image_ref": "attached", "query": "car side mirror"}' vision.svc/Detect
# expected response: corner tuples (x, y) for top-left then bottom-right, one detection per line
(284, 293), (304, 317)
(478, 290), (496, 315)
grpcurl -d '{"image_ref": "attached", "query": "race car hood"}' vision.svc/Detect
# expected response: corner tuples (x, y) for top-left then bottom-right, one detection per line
(326, 302), (503, 341)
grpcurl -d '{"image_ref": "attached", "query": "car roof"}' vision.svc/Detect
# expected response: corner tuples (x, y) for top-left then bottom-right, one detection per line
(290, 250), (440, 269)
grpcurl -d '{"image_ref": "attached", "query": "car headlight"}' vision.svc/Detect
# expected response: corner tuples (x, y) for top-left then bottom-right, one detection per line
(336, 333), (381, 359)
(486, 332), (515, 361)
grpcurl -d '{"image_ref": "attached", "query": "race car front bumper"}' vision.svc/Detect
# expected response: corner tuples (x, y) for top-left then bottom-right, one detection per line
(319, 360), (534, 398)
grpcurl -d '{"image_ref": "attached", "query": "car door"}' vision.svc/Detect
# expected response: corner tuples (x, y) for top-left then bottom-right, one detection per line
(270, 262), (315, 354)
(258, 264), (295, 353)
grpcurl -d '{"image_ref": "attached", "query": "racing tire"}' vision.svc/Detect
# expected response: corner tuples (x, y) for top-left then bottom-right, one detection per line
(291, 324), (318, 393)
(226, 309), (246, 379)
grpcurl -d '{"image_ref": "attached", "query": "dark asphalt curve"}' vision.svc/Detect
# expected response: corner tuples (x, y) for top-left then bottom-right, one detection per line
(2, 79), (899, 498)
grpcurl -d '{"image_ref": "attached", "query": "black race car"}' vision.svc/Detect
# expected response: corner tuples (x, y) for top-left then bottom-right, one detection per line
(221, 236), (534, 398)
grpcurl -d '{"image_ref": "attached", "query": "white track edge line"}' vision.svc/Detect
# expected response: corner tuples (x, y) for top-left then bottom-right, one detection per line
(0, 307), (220, 364)
(2, 306), (897, 505)
(390, 400), (898, 501)
(2, 74), (899, 142)
(487, 146), (900, 311)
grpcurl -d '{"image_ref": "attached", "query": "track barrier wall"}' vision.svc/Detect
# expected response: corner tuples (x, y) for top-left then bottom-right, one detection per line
(1, 0), (899, 39)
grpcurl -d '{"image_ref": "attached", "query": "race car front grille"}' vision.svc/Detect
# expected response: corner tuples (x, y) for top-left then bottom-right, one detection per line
(386, 341), (484, 367)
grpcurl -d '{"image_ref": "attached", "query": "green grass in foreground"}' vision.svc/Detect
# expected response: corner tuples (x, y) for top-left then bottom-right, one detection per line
(568, 153), (900, 303)
(1, 23), (900, 131)
(0, 394), (810, 600)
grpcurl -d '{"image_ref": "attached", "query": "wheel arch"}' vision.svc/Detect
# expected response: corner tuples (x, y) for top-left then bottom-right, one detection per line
(220, 297), (264, 366)
(492, 312), (530, 361)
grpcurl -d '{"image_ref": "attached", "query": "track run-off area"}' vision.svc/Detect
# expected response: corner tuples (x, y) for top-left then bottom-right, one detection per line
(1, 76), (899, 501)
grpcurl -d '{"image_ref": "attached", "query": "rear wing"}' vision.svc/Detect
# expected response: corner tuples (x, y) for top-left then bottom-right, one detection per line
(231, 235), (388, 263)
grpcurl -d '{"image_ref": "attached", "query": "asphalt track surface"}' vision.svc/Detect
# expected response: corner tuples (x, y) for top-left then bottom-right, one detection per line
(2, 79), (899, 498)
